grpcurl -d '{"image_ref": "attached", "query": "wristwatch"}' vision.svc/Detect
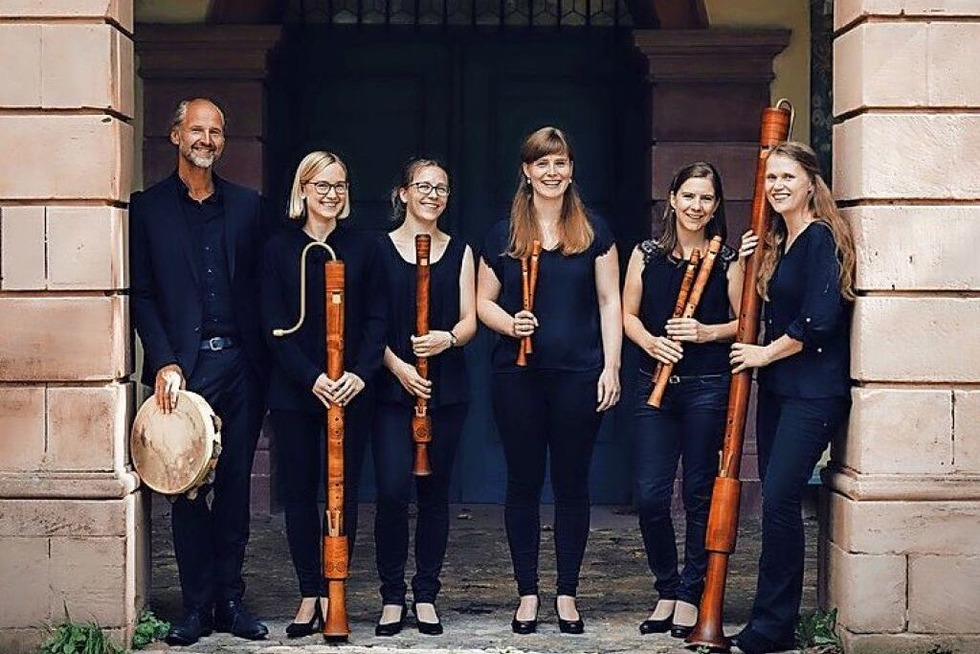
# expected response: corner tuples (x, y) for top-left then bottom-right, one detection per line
(448, 330), (458, 347)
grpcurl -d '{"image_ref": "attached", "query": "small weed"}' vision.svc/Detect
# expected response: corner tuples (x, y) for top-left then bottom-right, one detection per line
(130, 609), (170, 650)
(38, 605), (124, 654)
(924, 645), (954, 654)
(796, 607), (842, 652)
(695, 646), (712, 654)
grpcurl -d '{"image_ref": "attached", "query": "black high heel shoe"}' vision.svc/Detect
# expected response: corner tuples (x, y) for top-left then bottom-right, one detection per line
(285, 600), (322, 638)
(555, 597), (584, 635)
(511, 596), (538, 634)
(413, 602), (443, 636)
(375, 604), (407, 637)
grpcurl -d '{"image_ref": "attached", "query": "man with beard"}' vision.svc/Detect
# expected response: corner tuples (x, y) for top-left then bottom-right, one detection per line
(131, 98), (271, 646)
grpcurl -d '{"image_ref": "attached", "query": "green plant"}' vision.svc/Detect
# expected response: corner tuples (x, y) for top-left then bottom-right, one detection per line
(38, 605), (124, 654)
(795, 607), (843, 650)
(130, 609), (169, 650)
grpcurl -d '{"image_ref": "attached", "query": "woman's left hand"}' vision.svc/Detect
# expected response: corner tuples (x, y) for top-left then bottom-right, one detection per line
(325, 371), (366, 406)
(730, 343), (770, 373)
(411, 331), (454, 358)
(596, 367), (621, 412)
(665, 317), (712, 343)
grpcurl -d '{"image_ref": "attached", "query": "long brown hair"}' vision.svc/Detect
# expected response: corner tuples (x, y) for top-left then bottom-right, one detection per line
(757, 141), (856, 302)
(508, 127), (592, 258)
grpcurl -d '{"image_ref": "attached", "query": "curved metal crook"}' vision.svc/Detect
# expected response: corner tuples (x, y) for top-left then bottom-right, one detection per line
(272, 240), (339, 337)
(774, 98), (796, 141)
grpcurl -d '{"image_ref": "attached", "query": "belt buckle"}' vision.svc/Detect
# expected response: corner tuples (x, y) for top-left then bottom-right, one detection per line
(206, 337), (223, 351)
(668, 374), (681, 384)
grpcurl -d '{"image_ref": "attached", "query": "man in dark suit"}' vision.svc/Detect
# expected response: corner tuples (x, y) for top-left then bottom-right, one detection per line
(131, 98), (270, 646)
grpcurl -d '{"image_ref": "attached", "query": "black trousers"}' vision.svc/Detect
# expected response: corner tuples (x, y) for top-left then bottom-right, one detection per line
(172, 348), (264, 612)
(268, 394), (372, 597)
(491, 369), (603, 597)
(372, 402), (467, 605)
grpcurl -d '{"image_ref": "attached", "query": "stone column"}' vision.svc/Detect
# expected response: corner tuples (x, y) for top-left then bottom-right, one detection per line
(823, 2), (980, 652)
(633, 29), (790, 512)
(0, 2), (141, 652)
(134, 24), (282, 513)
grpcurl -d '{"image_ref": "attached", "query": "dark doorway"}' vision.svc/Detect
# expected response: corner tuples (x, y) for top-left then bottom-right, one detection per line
(268, 27), (649, 503)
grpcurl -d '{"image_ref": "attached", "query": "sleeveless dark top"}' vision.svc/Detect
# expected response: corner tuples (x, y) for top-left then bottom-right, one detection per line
(375, 234), (469, 408)
(480, 215), (616, 373)
(637, 239), (737, 376)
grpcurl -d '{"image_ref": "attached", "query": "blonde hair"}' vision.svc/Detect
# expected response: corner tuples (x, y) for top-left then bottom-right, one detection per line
(508, 127), (592, 258)
(287, 150), (351, 220)
(757, 141), (856, 302)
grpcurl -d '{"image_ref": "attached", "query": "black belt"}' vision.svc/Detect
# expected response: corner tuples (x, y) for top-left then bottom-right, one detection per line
(199, 336), (237, 351)
(667, 373), (729, 384)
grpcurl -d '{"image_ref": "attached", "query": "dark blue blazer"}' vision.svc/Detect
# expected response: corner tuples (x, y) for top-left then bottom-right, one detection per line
(130, 172), (269, 387)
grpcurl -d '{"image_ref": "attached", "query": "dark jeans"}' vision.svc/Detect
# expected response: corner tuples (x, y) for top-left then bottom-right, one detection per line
(268, 394), (371, 597)
(372, 402), (467, 605)
(491, 369), (603, 597)
(745, 388), (849, 645)
(173, 348), (265, 612)
(632, 372), (728, 605)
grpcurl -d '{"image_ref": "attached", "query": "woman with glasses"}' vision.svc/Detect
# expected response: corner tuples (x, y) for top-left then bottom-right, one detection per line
(371, 158), (476, 636)
(477, 127), (622, 635)
(260, 150), (386, 637)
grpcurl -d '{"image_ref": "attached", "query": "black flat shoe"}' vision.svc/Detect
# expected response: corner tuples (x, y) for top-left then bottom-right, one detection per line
(511, 596), (538, 634)
(731, 627), (796, 654)
(214, 600), (268, 640)
(639, 617), (672, 635)
(165, 609), (213, 646)
(375, 604), (406, 637)
(670, 624), (694, 639)
(555, 598), (584, 635)
(670, 600), (697, 639)
(413, 602), (443, 635)
(285, 600), (322, 638)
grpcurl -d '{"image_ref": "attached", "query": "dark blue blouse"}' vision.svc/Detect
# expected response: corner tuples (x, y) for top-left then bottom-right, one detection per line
(637, 240), (736, 376)
(375, 234), (469, 408)
(260, 223), (387, 413)
(758, 221), (851, 398)
(480, 215), (615, 373)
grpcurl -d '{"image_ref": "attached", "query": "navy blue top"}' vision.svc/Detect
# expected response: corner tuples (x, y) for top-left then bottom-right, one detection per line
(261, 223), (387, 413)
(375, 235), (469, 408)
(480, 215), (616, 373)
(178, 179), (237, 339)
(637, 240), (737, 376)
(758, 221), (851, 398)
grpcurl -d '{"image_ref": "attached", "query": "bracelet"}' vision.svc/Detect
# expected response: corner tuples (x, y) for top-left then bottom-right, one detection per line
(448, 330), (458, 347)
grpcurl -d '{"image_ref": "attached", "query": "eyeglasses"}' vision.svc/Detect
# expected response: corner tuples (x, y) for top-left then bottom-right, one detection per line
(409, 181), (450, 198)
(307, 181), (349, 196)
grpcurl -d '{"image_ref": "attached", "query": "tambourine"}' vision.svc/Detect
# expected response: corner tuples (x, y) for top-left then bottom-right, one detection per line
(130, 390), (222, 498)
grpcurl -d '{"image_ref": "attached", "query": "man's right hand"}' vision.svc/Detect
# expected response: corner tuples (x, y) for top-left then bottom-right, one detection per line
(155, 364), (185, 414)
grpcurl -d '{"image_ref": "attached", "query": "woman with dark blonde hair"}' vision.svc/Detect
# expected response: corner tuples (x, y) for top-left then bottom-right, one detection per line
(477, 127), (622, 634)
(729, 141), (855, 654)
(260, 150), (386, 637)
(371, 158), (476, 636)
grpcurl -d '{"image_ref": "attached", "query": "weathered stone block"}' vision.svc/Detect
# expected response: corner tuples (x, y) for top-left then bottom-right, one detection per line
(41, 24), (133, 115)
(836, 0), (980, 30)
(841, 629), (980, 654)
(50, 537), (127, 626)
(0, 206), (45, 291)
(954, 390), (980, 473)
(0, 387), (45, 472)
(929, 23), (980, 106)
(852, 297), (980, 383)
(46, 384), (131, 472)
(834, 114), (980, 201)
(0, 115), (132, 201)
(826, 541), (905, 633)
(0, 24), (41, 106)
(829, 491), (980, 555)
(909, 555), (980, 633)
(0, 296), (129, 382)
(1, 0), (133, 33)
(0, 538), (49, 626)
(46, 207), (127, 290)
(843, 388), (952, 475)
(0, 499), (126, 537)
(834, 22), (928, 115)
(846, 205), (980, 291)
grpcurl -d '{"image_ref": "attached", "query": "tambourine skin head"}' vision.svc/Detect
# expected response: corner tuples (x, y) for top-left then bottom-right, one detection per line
(130, 390), (221, 496)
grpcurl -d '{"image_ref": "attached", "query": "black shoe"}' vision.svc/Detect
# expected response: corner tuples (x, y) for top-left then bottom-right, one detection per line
(375, 604), (406, 637)
(412, 602), (443, 635)
(669, 600), (698, 639)
(639, 617), (672, 635)
(165, 609), (213, 646)
(214, 599), (268, 640)
(555, 598), (584, 635)
(511, 596), (538, 634)
(285, 599), (323, 639)
(732, 627), (796, 654)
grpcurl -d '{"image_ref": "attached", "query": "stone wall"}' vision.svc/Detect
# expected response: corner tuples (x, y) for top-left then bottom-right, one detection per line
(822, 1), (980, 652)
(0, 2), (144, 652)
